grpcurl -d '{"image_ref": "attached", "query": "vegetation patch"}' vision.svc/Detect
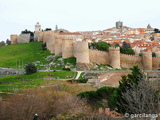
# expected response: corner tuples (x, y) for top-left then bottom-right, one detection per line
(0, 42), (53, 68)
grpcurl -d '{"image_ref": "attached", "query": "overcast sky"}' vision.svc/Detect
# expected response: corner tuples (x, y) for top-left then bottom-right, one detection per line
(0, 0), (160, 41)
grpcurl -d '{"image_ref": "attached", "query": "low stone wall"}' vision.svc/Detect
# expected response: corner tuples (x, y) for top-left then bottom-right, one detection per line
(0, 69), (25, 77)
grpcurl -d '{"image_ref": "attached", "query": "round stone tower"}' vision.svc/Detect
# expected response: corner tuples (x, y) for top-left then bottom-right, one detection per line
(142, 51), (152, 70)
(74, 41), (90, 64)
(62, 37), (74, 59)
(10, 34), (18, 44)
(55, 35), (62, 55)
(42, 31), (55, 53)
(109, 47), (121, 69)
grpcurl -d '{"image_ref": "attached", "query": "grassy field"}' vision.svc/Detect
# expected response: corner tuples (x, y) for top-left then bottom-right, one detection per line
(0, 41), (77, 70)
(0, 71), (77, 83)
(0, 42), (53, 68)
(0, 71), (77, 92)
(0, 80), (45, 92)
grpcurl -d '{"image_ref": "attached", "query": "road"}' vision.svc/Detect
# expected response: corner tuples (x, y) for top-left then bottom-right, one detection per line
(75, 71), (84, 79)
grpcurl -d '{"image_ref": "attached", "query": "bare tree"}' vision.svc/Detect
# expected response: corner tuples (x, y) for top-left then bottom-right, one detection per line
(119, 78), (160, 119)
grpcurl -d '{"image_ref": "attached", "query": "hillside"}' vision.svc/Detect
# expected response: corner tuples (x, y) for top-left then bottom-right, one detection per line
(0, 42), (53, 68)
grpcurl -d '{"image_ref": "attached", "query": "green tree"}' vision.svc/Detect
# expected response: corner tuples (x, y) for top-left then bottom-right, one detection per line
(115, 65), (143, 113)
(6, 39), (11, 45)
(114, 43), (120, 47)
(77, 91), (100, 107)
(89, 42), (111, 52)
(122, 41), (131, 49)
(152, 52), (156, 57)
(120, 47), (135, 55)
(139, 53), (142, 56)
(25, 63), (37, 74)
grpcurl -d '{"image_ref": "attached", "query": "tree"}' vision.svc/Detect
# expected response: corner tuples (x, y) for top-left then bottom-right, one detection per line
(0, 41), (5, 47)
(122, 41), (130, 49)
(25, 63), (37, 74)
(114, 43), (120, 47)
(152, 52), (156, 57)
(115, 65), (143, 113)
(139, 53), (142, 56)
(120, 47), (135, 55)
(154, 28), (160, 33)
(77, 91), (100, 107)
(6, 39), (11, 45)
(120, 79), (159, 115)
(89, 42), (111, 52)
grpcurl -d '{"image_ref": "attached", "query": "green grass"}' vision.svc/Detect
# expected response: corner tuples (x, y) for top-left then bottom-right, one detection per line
(0, 71), (77, 83)
(50, 57), (77, 70)
(0, 80), (44, 92)
(0, 71), (77, 92)
(0, 42), (53, 68)
(64, 57), (76, 66)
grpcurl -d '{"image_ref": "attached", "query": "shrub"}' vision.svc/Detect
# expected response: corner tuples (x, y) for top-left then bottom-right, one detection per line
(25, 63), (37, 74)
(67, 79), (88, 83)
(62, 68), (71, 71)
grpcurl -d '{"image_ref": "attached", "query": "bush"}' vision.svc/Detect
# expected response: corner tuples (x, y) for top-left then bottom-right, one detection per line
(62, 68), (71, 71)
(41, 43), (47, 51)
(67, 79), (88, 83)
(25, 63), (37, 74)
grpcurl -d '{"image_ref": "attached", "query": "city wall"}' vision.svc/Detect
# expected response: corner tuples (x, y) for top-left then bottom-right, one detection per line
(10, 31), (160, 70)
(89, 49), (109, 64)
(62, 37), (74, 59)
(73, 41), (89, 63)
(120, 54), (142, 68)
(152, 57), (160, 70)
(18, 34), (30, 43)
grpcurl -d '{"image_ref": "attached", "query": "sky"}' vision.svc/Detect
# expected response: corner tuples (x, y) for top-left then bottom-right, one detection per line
(0, 0), (160, 42)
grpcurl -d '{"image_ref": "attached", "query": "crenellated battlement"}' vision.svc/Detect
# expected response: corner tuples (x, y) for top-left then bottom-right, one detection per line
(10, 28), (160, 70)
(89, 49), (109, 53)
(109, 47), (120, 51)
(120, 53), (141, 58)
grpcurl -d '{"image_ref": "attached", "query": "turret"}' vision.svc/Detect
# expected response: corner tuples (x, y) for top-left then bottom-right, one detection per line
(74, 41), (90, 64)
(142, 51), (152, 70)
(62, 37), (74, 59)
(109, 47), (121, 69)
(35, 22), (41, 32)
(55, 35), (63, 55)
(10, 34), (18, 44)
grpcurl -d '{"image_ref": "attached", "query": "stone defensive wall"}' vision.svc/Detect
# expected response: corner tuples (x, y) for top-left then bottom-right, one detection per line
(11, 30), (160, 70)
(18, 34), (30, 43)
(89, 49), (109, 64)
(75, 41), (90, 63)
(37, 31), (44, 41)
(109, 47), (120, 69)
(120, 54), (142, 68)
(55, 35), (63, 55)
(10, 34), (18, 44)
(152, 57), (160, 70)
(62, 37), (74, 59)
(142, 51), (152, 70)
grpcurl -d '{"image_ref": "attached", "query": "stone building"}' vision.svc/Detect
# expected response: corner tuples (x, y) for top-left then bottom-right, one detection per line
(116, 20), (123, 29)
